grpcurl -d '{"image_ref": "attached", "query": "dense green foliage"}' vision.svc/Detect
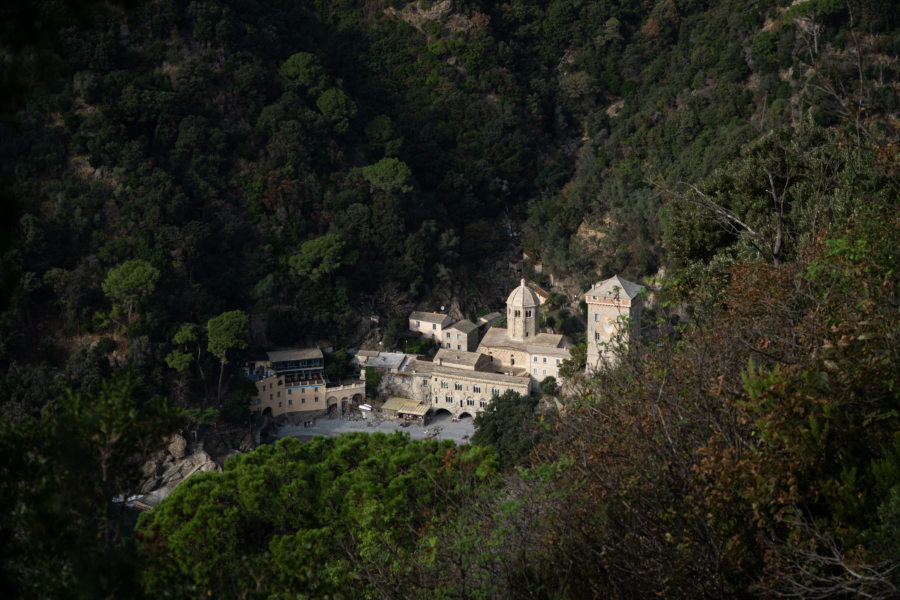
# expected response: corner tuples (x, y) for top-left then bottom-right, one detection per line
(471, 390), (551, 470)
(1, 0), (898, 597)
(0, 378), (180, 599)
(1, 0), (897, 408)
(137, 433), (498, 598)
(516, 201), (900, 598)
(364, 365), (383, 398)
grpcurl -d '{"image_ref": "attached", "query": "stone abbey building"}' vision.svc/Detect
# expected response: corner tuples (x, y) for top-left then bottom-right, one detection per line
(477, 279), (572, 384)
(381, 279), (573, 419)
(250, 275), (643, 422)
(387, 276), (643, 419)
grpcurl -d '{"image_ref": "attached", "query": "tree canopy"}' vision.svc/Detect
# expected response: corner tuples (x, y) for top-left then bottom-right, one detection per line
(101, 259), (160, 323)
(207, 310), (248, 365)
(472, 390), (550, 471)
(137, 433), (498, 598)
(360, 157), (413, 194)
(288, 233), (356, 284)
(207, 310), (249, 403)
(0, 377), (179, 599)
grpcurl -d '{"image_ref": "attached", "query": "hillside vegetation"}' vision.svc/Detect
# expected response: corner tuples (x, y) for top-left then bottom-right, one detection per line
(1, 0), (898, 597)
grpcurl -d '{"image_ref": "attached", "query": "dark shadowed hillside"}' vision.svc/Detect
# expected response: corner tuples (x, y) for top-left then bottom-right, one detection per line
(1, 0), (898, 597)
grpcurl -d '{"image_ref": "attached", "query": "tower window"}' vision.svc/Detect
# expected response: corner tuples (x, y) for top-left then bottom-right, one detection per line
(525, 310), (532, 318)
(514, 310), (521, 318)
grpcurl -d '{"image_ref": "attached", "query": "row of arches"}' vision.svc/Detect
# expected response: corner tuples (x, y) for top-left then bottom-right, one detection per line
(431, 408), (474, 420)
(325, 393), (364, 416)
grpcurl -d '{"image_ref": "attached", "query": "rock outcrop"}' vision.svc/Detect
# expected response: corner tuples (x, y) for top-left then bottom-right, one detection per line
(139, 433), (221, 508)
(136, 425), (261, 509)
(383, 0), (484, 38)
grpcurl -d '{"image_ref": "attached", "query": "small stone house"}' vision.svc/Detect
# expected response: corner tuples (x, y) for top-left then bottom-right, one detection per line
(409, 311), (454, 342)
(444, 319), (479, 351)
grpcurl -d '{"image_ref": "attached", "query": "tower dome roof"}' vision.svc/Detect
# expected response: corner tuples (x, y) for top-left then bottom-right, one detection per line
(506, 279), (540, 308)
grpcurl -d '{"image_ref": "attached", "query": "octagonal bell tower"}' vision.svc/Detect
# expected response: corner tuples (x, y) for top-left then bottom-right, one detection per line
(506, 279), (540, 342)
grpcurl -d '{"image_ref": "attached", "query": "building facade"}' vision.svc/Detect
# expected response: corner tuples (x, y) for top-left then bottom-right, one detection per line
(408, 311), (455, 342)
(377, 277), (645, 418)
(383, 349), (532, 419)
(249, 348), (364, 418)
(476, 279), (571, 390)
(584, 275), (644, 371)
(444, 319), (479, 351)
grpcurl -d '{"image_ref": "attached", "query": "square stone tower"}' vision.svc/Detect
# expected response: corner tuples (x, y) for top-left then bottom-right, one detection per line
(584, 275), (644, 371)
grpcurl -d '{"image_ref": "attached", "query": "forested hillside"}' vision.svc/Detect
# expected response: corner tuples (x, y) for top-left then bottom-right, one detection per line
(1, 0), (898, 597)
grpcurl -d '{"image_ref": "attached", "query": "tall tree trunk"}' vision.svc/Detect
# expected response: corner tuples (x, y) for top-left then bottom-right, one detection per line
(195, 343), (207, 396)
(217, 359), (225, 405)
(773, 211), (783, 268)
